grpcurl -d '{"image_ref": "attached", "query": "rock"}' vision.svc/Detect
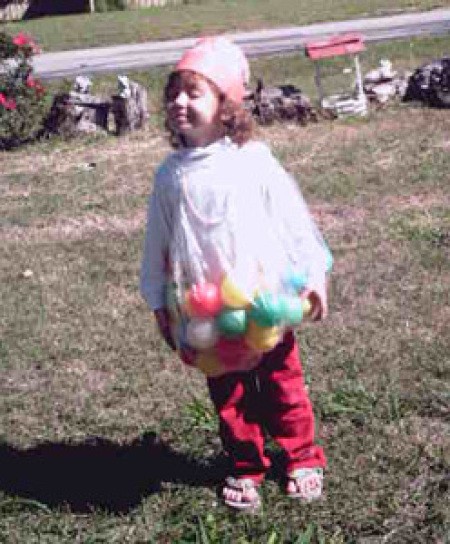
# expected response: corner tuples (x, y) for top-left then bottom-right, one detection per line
(245, 78), (317, 125)
(111, 76), (149, 135)
(364, 59), (397, 83)
(44, 78), (111, 137)
(403, 57), (450, 108)
(363, 59), (409, 105)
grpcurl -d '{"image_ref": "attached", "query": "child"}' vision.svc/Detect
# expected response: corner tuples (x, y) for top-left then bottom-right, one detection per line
(140, 36), (330, 512)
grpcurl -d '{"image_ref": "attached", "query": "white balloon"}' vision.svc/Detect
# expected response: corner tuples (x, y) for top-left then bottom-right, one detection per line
(186, 318), (219, 349)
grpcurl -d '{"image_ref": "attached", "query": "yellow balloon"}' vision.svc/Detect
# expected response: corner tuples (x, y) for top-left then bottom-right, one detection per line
(196, 351), (223, 377)
(221, 276), (250, 309)
(302, 298), (312, 317)
(245, 320), (281, 352)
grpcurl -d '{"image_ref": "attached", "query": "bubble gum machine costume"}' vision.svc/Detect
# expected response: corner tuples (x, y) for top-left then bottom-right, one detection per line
(141, 36), (333, 485)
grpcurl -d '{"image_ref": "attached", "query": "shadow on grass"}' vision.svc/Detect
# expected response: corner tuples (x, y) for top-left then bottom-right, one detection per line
(0, 432), (227, 513)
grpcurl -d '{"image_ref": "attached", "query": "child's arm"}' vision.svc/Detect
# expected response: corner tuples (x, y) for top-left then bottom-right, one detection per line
(140, 168), (176, 348)
(153, 308), (176, 350)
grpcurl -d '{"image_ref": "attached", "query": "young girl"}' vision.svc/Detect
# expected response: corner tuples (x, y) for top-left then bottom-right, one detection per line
(141, 36), (331, 512)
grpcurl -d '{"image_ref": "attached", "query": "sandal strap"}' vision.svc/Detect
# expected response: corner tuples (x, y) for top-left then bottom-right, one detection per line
(223, 476), (262, 511)
(286, 467), (323, 501)
(288, 467), (323, 480)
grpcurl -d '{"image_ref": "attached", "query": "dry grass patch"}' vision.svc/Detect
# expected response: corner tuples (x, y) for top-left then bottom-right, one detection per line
(0, 211), (146, 244)
(1, 100), (449, 542)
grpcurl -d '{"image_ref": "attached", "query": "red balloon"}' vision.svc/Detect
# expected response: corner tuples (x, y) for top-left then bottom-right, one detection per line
(186, 282), (222, 318)
(215, 336), (258, 370)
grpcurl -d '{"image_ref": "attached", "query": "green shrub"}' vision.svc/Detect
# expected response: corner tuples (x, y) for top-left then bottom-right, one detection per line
(94, 0), (109, 12)
(0, 32), (48, 150)
(110, 0), (127, 9)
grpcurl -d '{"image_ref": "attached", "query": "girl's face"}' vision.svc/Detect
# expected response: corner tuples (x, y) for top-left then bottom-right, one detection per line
(165, 71), (224, 148)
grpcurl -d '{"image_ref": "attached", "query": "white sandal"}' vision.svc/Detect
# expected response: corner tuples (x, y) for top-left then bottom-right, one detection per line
(222, 476), (262, 512)
(286, 468), (323, 501)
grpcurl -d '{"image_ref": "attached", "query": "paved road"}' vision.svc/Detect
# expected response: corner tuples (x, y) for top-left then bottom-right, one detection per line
(33, 8), (450, 79)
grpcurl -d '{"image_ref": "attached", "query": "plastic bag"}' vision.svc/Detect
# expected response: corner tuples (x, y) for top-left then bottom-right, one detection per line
(165, 148), (332, 377)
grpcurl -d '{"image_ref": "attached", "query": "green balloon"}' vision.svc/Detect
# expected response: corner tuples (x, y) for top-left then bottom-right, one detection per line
(216, 309), (248, 337)
(166, 282), (179, 309)
(249, 293), (283, 327)
(279, 296), (303, 325)
(326, 247), (334, 273)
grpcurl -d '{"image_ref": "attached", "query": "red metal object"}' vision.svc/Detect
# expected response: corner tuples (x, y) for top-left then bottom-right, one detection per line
(305, 33), (365, 60)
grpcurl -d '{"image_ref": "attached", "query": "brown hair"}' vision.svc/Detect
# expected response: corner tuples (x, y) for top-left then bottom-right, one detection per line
(163, 70), (254, 148)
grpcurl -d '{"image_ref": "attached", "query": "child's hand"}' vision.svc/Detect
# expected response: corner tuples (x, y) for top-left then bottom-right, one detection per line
(301, 285), (328, 321)
(154, 308), (176, 350)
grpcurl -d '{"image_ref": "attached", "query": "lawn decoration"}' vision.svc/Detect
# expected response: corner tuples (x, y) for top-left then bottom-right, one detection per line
(305, 33), (367, 118)
(111, 75), (149, 135)
(45, 76), (111, 136)
(245, 79), (318, 125)
(403, 57), (450, 108)
(363, 59), (409, 106)
(46, 74), (149, 137)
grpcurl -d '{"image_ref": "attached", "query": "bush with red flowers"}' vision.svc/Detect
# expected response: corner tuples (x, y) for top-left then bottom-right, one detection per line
(0, 31), (48, 150)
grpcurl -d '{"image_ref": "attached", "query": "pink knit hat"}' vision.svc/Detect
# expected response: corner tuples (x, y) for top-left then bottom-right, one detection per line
(175, 36), (250, 104)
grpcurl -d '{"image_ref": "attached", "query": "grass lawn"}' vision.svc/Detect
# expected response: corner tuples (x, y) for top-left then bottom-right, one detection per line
(0, 35), (449, 543)
(1, 0), (448, 52)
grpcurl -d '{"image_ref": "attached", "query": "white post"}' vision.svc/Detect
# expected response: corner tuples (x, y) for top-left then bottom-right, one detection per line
(89, 0), (96, 13)
(353, 55), (364, 98)
(314, 63), (324, 105)
(353, 54), (368, 115)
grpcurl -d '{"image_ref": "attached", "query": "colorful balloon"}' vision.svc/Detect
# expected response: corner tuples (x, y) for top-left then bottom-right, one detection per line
(279, 295), (304, 325)
(249, 293), (283, 327)
(216, 308), (248, 337)
(325, 248), (334, 273)
(216, 336), (257, 369)
(166, 282), (181, 320)
(245, 320), (281, 352)
(196, 351), (223, 377)
(220, 276), (251, 309)
(186, 318), (219, 349)
(284, 271), (308, 292)
(302, 298), (312, 317)
(185, 282), (222, 318)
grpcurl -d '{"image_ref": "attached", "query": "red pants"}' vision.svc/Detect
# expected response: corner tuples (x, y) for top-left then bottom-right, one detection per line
(207, 331), (326, 483)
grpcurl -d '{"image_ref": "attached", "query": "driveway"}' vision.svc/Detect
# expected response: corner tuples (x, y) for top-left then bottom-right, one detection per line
(33, 8), (450, 79)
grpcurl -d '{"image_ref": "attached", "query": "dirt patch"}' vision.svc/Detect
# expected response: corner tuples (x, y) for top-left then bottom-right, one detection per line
(107, 284), (142, 311)
(379, 192), (449, 211)
(0, 211), (147, 244)
(311, 191), (448, 236)
(61, 359), (111, 394)
(434, 139), (450, 150)
(311, 203), (367, 233)
(1, 133), (167, 178)
(3, 191), (442, 246)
